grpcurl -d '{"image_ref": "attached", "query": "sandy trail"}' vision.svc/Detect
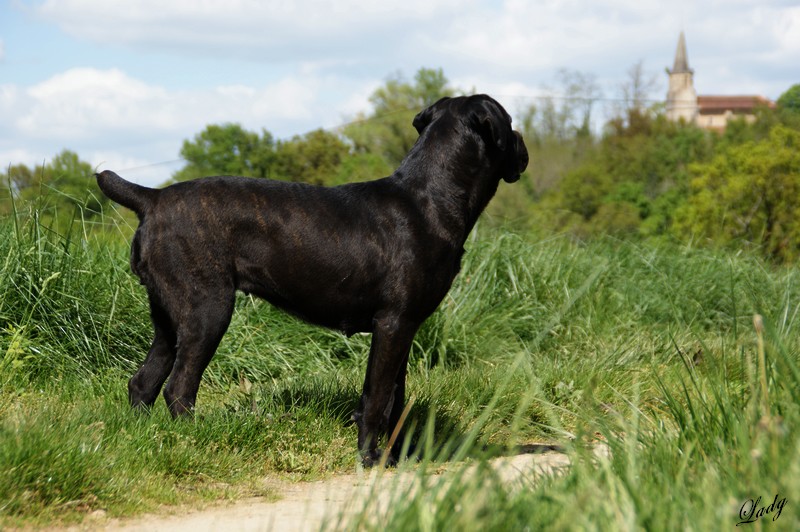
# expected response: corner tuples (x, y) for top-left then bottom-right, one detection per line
(65, 445), (577, 532)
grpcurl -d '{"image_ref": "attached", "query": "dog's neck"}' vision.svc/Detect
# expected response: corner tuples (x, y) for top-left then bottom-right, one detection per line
(394, 139), (500, 244)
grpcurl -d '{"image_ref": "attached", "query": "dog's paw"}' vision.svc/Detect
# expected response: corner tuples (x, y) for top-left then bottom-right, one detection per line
(360, 448), (398, 468)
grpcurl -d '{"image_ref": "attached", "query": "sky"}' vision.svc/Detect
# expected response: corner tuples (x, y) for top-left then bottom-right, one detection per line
(1, 0), (798, 187)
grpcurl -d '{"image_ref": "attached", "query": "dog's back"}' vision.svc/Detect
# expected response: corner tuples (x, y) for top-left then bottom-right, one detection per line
(101, 172), (456, 335)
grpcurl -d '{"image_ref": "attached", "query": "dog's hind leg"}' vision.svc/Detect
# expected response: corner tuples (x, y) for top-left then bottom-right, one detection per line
(128, 299), (177, 410)
(162, 286), (235, 418)
(355, 314), (418, 467)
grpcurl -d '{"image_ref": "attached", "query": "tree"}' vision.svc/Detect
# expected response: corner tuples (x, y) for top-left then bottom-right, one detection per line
(617, 60), (659, 117)
(777, 84), (800, 130)
(331, 152), (393, 186)
(556, 162), (613, 221)
(521, 69), (601, 144)
(272, 129), (351, 185)
(4, 163), (34, 194)
(1, 150), (108, 230)
(172, 124), (366, 187)
(47, 150), (106, 216)
(538, 106), (713, 238)
(517, 69), (601, 198)
(777, 84), (800, 115)
(674, 125), (800, 261)
(172, 123), (276, 182)
(344, 68), (457, 166)
(2, 164), (33, 216)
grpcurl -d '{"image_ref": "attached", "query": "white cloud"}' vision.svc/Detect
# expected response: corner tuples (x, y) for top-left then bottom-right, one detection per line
(34, 0), (466, 62)
(0, 84), (19, 110)
(2, 56), (387, 185)
(28, 0), (798, 102)
(1, 148), (41, 168)
(5, 0), (797, 190)
(13, 67), (322, 140)
(19, 68), (171, 139)
(0, 39), (5, 62)
(336, 81), (381, 119)
(1, 66), (355, 186)
(772, 6), (800, 57)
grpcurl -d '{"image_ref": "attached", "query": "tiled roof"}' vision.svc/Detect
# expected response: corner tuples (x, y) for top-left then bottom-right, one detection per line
(697, 95), (776, 115)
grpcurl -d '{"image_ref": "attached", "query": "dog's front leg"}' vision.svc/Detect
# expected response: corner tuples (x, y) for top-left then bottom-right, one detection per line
(355, 314), (417, 467)
(388, 350), (410, 460)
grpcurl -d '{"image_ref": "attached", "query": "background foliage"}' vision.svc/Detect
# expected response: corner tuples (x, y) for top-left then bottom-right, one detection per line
(3, 68), (798, 262)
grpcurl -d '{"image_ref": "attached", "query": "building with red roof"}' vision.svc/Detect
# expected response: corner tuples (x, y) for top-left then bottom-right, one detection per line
(665, 32), (775, 131)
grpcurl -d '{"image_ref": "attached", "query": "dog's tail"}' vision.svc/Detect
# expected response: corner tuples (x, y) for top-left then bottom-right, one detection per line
(95, 170), (158, 216)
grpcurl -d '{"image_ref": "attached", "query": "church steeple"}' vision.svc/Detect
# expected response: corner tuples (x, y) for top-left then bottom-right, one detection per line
(671, 31), (692, 74)
(666, 31), (698, 123)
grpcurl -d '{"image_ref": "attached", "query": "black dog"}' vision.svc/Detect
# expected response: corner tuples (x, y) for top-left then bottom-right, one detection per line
(96, 94), (528, 466)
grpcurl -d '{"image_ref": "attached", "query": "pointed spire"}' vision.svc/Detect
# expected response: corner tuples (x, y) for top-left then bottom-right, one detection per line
(671, 31), (692, 74)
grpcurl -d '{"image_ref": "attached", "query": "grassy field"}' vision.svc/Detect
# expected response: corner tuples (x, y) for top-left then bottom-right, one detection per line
(1, 205), (798, 529)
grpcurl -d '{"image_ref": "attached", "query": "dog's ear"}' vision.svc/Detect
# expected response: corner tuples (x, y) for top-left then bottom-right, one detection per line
(412, 107), (434, 135)
(413, 97), (450, 134)
(514, 131), (529, 174)
(471, 98), (510, 151)
(502, 131), (529, 183)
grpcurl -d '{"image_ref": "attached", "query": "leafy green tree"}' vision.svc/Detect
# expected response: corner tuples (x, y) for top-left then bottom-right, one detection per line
(777, 84), (800, 114)
(47, 150), (106, 215)
(556, 162), (614, 221)
(332, 153), (393, 186)
(344, 68), (456, 166)
(4, 164), (34, 194)
(674, 125), (800, 261)
(172, 124), (369, 187)
(272, 129), (351, 185)
(1, 150), (108, 230)
(776, 84), (800, 130)
(540, 110), (712, 237)
(172, 123), (276, 182)
(1, 164), (33, 216)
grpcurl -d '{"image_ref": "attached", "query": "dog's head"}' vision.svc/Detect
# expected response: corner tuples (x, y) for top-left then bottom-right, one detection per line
(412, 94), (529, 183)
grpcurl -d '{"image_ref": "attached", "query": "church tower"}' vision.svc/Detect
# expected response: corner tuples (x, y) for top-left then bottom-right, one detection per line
(666, 32), (698, 123)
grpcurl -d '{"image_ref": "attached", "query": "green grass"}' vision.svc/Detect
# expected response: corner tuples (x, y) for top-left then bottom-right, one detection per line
(349, 315), (800, 530)
(1, 203), (799, 528)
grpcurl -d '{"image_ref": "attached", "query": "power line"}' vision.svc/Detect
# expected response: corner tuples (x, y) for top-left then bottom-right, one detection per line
(118, 158), (185, 173)
(118, 92), (668, 174)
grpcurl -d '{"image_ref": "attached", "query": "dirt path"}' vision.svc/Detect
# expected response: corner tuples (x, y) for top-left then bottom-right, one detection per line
(71, 445), (577, 531)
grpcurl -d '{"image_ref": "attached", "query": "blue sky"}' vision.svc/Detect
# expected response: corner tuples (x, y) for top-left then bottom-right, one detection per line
(2, 0), (798, 186)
